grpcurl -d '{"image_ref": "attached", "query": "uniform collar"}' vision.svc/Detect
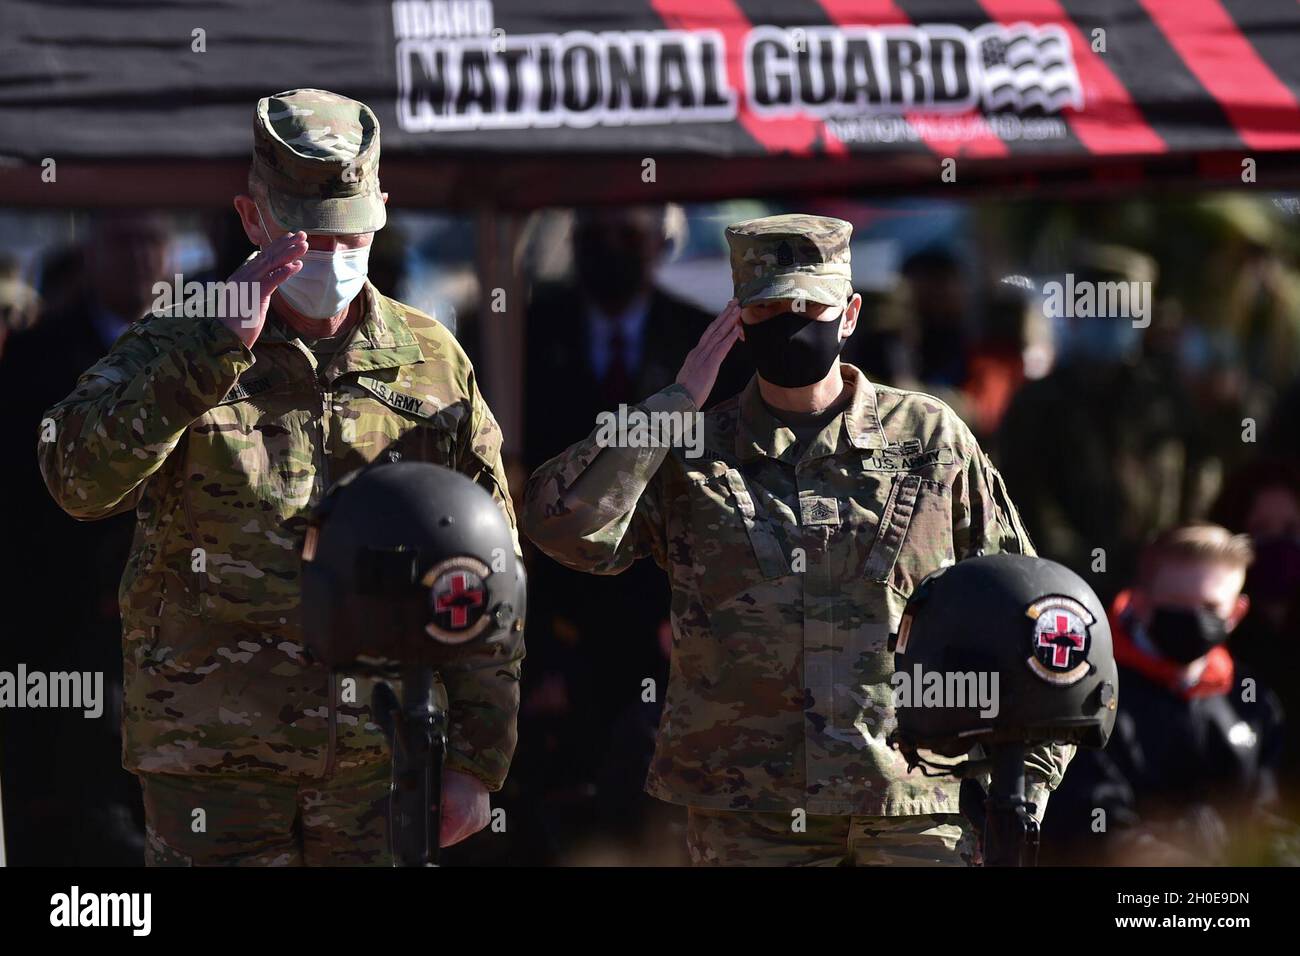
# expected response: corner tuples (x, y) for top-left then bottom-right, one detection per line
(735, 363), (887, 464)
(263, 282), (424, 380)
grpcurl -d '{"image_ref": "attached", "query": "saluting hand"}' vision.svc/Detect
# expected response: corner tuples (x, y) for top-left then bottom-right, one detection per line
(675, 298), (741, 409)
(221, 230), (309, 349)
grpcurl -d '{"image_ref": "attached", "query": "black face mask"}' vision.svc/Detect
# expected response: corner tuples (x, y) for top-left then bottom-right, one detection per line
(1145, 606), (1229, 664)
(743, 311), (845, 388)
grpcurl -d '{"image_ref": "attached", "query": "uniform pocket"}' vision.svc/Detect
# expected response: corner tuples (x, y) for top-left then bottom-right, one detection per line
(862, 472), (953, 596)
(144, 592), (211, 673)
(893, 479), (954, 594)
(863, 473), (922, 584)
(860, 442), (958, 598)
(689, 468), (790, 611)
(344, 378), (463, 470)
(194, 396), (314, 512)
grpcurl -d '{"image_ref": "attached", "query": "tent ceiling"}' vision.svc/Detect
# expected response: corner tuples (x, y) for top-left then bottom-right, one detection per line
(4, 1), (1300, 206)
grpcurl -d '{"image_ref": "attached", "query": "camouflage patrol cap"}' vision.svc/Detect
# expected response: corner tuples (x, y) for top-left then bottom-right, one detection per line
(725, 214), (853, 307)
(252, 89), (386, 235)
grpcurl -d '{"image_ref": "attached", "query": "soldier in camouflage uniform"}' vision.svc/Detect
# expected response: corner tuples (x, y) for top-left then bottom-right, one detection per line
(522, 214), (1072, 866)
(38, 89), (522, 865)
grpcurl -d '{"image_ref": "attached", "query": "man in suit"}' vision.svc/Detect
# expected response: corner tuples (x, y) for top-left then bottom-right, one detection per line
(525, 206), (749, 460)
(0, 212), (171, 865)
(518, 205), (748, 861)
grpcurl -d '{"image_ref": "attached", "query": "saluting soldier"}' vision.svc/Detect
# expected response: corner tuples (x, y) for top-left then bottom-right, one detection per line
(38, 89), (522, 865)
(522, 214), (1072, 866)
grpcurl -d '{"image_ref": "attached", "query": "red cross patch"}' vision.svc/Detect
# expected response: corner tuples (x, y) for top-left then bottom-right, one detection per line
(435, 572), (485, 628)
(1025, 596), (1094, 686)
(422, 556), (493, 645)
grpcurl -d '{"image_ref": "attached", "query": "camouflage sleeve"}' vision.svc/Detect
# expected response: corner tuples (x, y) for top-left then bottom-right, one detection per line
(520, 383), (695, 574)
(970, 741), (1074, 826)
(1024, 743), (1076, 822)
(37, 312), (252, 520)
(439, 371), (524, 792)
(952, 433), (1037, 560)
(954, 429), (1075, 816)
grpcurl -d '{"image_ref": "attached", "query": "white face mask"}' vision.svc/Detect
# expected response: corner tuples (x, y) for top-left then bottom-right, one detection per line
(257, 205), (370, 320)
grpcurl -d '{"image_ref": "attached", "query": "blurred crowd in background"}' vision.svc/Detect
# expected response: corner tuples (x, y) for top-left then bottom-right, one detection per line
(2, 191), (1299, 866)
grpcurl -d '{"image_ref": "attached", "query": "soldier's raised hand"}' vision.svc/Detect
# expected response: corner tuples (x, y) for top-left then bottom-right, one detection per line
(675, 298), (742, 409)
(221, 230), (309, 348)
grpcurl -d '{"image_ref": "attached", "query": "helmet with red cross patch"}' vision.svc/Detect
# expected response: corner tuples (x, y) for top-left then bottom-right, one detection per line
(300, 456), (525, 675)
(888, 553), (1117, 759)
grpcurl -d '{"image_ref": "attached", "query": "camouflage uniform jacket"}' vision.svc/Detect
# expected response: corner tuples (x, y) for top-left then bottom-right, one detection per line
(39, 283), (522, 788)
(523, 364), (1072, 815)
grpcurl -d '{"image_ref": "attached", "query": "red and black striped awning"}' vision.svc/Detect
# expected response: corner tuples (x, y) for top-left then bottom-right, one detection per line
(4, 0), (1300, 206)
